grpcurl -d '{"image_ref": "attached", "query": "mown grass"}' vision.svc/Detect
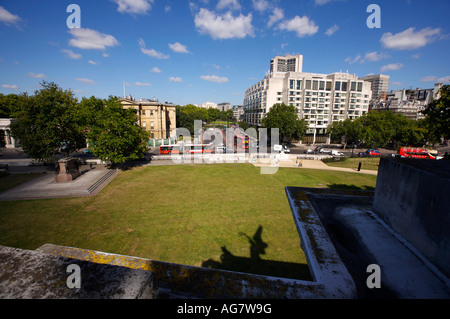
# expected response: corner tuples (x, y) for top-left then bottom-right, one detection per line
(0, 164), (377, 280)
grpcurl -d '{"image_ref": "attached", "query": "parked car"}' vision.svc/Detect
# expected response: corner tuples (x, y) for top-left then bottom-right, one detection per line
(366, 149), (381, 156)
(305, 149), (315, 154)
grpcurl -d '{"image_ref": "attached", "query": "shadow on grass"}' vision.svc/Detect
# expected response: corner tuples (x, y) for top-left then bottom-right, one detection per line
(202, 226), (312, 281)
(327, 184), (375, 191)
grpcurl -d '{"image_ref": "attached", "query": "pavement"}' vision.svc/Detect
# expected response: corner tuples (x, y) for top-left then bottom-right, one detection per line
(0, 165), (118, 201)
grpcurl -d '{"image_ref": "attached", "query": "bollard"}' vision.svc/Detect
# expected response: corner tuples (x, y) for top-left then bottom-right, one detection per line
(358, 162), (362, 171)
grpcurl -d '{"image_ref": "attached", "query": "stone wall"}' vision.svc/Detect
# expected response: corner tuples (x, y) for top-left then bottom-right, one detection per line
(373, 158), (450, 278)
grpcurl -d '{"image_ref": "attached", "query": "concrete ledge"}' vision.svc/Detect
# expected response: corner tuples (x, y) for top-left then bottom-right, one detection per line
(0, 245), (156, 299)
(35, 244), (335, 299)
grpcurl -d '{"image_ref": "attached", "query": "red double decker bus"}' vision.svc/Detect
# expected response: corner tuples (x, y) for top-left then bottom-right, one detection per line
(183, 144), (214, 154)
(159, 145), (181, 155)
(399, 147), (440, 159)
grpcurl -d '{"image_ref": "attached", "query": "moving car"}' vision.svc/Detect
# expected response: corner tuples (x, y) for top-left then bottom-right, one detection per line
(331, 150), (344, 156)
(366, 149), (381, 156)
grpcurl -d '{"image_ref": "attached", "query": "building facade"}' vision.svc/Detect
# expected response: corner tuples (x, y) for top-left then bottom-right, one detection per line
(360, 74), (390, 102)
(371, 83), (443, 120)
(121, 97), (176, 139)
(0, 118), (17, 148)
(243, 55), (372, 137)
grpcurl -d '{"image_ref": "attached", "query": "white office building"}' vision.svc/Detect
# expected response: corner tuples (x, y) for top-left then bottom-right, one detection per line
(243, 54), (372, 140)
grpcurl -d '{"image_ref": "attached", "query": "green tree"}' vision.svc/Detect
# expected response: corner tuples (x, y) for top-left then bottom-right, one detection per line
(328, 118), (364, 149)
(262, 103), (308, 143)
(9, 82), (86, 163)
(0, 93), (26, 118)
(87, 97), (148, 167)
(421, 85), (450, 143)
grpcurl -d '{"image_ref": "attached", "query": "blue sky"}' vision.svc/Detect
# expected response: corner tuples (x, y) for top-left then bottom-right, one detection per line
(0, 0), (449, 106)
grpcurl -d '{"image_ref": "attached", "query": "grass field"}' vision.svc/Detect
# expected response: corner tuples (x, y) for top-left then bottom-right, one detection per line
(0, 164), (377, 279)
(324, 157), (381, 171)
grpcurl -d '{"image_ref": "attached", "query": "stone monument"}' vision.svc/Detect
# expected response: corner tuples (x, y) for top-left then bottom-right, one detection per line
(55, 157), (81, 183)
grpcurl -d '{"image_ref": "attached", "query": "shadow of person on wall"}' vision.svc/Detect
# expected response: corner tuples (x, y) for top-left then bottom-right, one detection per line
(201, 225), (311, 281)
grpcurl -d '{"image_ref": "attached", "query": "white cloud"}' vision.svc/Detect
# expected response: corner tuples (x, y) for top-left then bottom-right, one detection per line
(391, 81), (403, 86)
(252, 0), (270, 12)
(380, 63), (403, 72)
(362, 51), (389, 62)
(325, 24), (338, 36)
(61, 49), (82, 60)
(345, 54), (361, 64)
(194, 8), (254, 40)
(1, 84), (18, 90)
(437, 76), (450, 83)
(75, 78), (97, 85)
(69, 28), (120, 50)
(422, 75), (450, 83)
(139, 38), (169, 59)
(267, 8), (284, 28)
(165, 5), (171, 13)
(28, 72), (46, 79)
(0, 6), (21, 26)
(128, 82), (152, 86)
(88, 60), (98, 65)
(102, 53), (110, 58)
(380, 27), (441, 50)
(169, 42), (189, 53)
(200, 75), (229, 83)
(216, 0), (241, 11)
(169, 77), (183, 83)
(420, 76), (437, 82)
(315, 0), (332, 4)
(277, 16), (319, 38)
(113, 0), (154, 14)
(150, 67), (162, 73)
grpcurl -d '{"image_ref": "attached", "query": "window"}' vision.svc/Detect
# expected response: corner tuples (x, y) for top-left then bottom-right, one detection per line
(342, 82), (348, 91)
(296, 80), (302, 90)
(290, 80), (295, 89)
(351, 82), (357, 91)
(357, 82), (363, 92)
(150, 121), (154, 130)
(319, 81), (325, 90)
(313, 80), (318, 90)
(306, 80), (311, 89)
(326, 81), (332, 91)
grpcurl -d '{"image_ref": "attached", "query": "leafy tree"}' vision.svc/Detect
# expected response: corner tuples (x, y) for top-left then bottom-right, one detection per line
(421, 85), (450, 143)
(262, 103), (308, 143)
(9, 82), (86, 163)
(328, 118), (364, 149)
(87, 97), (148, 167)
(0, 93), (26, 118)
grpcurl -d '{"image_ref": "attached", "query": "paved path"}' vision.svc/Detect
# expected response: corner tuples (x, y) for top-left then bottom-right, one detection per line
(253, 158), (378, 176)
(0, 165), (118, 201)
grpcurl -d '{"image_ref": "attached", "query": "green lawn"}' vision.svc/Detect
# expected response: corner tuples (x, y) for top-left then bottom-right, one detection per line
(324, 157), (381, 171)
(0, 164), (377, 280)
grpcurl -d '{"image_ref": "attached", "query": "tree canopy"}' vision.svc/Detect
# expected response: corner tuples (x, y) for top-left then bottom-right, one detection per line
(9, 82), (86, 162)
(9, 82), (149, 166)
(262, 103), (308, 143)
(421, 84), (450, 142)
(86, 97), (148, 166)
(328, 110), (426, 149)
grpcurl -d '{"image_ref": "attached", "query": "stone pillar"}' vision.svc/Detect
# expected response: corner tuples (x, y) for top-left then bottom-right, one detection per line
(55, 158), (81, 183)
